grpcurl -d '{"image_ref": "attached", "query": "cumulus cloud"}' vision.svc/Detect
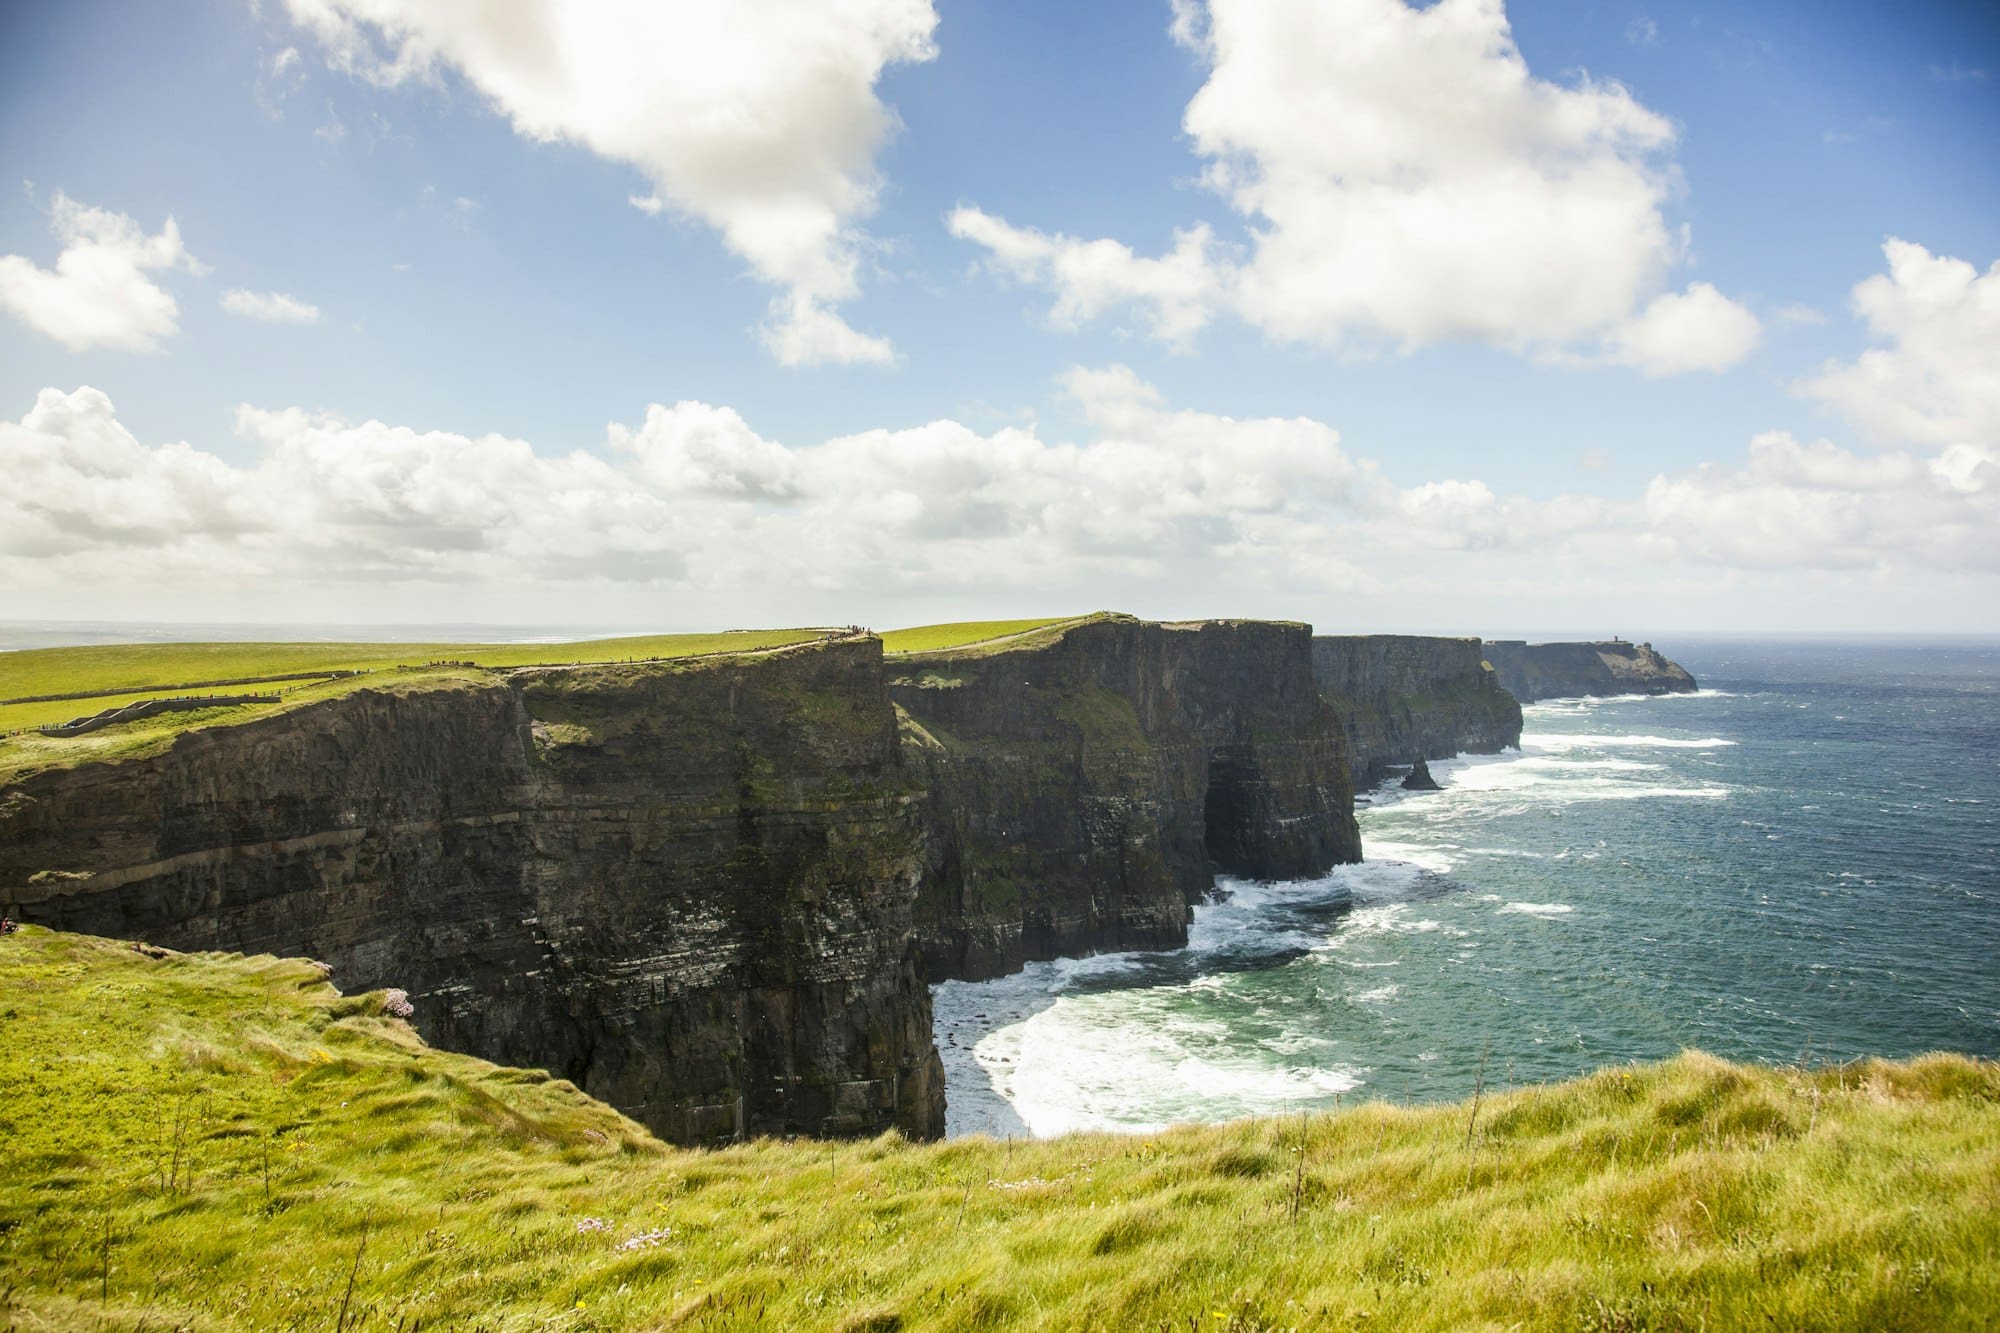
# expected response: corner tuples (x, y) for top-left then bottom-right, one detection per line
(220, 289), (321, 324)
(0, 193), (206, 352)
(952, 0), (1758, 373)
(281, 0), (936, 366)
(948, 209), (1224, 346)
(1641, 431), (1998, 572)
(6, 366), (1993, 629)
(1605, 282), (1763, 376)
(1796, 239), (2000, 450)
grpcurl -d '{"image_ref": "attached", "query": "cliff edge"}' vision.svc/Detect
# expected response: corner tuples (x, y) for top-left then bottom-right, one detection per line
(1311, 635), (1522, 790)
(892, 615), (1361, 981)
(0, 636), (943, 1145)
(1481, 639), (1697, 703)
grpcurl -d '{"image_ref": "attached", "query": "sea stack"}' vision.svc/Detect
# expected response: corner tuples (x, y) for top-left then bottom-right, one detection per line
(1401, 757), (1443, 791)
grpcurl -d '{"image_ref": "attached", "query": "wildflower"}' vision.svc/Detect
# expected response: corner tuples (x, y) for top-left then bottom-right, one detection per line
(616, 1226), (673, 1252)
(381, 989), (414, 1018)
(576, 1217), (610, 1234)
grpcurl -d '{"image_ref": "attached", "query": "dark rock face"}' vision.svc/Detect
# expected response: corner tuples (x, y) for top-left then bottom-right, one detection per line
(892, 617), (1361, 982)
(1401, 758), (1442, 791)
(1481, 639), (1697, 703)
(0, 640), (942, 1145)
(1311, 636), (1522, 790)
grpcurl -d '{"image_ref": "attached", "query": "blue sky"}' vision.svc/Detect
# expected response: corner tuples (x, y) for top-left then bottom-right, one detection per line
(1, 0), (1995, 632)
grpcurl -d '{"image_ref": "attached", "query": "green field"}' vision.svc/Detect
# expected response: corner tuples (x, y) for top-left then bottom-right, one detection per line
(0, 629), (829, 707)
(880, 615), (1096, 656)
(0, 630), (835, 781)
(3, 926), (1994, 1331)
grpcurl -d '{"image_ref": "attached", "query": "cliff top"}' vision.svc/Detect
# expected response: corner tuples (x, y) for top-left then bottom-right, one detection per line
(0, 627), (853, 783)
(5, 922), (1996, 1330)
(885, 611), (1315, 663)
(879, 614), (1094, 655)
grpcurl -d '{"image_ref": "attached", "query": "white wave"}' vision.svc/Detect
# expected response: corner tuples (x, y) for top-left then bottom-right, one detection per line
(1357, 837), (1456, 873)
(969, 996), (1364, 1137)
(1353, 983), (1402, 1003)
(1527, 732), (1736, 751)
(1332, 903), (1459, 943)
(1500, 901), (1575, 917)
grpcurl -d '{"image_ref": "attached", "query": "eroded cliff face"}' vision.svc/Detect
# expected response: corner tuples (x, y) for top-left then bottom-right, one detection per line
(1312, 636), (1523, 790)
(1481, 640), (1697, 703)
(0, 639), (943, 1145)
(891, 617), (1361, 981)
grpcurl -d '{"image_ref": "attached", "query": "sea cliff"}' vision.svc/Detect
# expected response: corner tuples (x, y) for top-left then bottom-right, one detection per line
(893, 616), (1361, 981)
(1311, 635), (1522, 789)
(0, 637), (942, 1144)
(0, 616), (1364, 1138)
(1482, 639), (1697, 703)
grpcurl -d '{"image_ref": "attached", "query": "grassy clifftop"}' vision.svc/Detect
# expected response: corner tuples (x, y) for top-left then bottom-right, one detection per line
(4, 927), (1996, 1330)
(0, 630), (836, 783)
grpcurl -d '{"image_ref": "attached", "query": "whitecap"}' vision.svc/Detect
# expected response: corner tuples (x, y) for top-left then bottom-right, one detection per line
(1358, 838), (1457, 873)
(1501, 901), (1575, 917)
(1528, 733), (1736, 751)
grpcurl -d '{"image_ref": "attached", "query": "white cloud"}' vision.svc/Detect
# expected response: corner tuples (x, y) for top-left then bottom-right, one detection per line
(6, 367), (1993, 631)
(953, 0), (1757, 374)
(1606, 282), (1762, 376)
(254, 45), (309, 115)
(1640, 431), (1997, 572)
(948, 208), (1223, 345)
(221, 289), (322, 324)
(1626, 15), (1659, 46)
(1797, 239), (2000, 450)
(282, 0), (935, 366)
(0, 192), (207, 352)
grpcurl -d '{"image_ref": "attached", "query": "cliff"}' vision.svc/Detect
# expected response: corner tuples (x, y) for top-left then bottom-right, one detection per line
(1311, 635), (1522, 790)
(1481, 639), (1697, 703)
(0, 637), (943, 1145)
(892, 616), (1361, 981)
(0, 615), (1368, 1136)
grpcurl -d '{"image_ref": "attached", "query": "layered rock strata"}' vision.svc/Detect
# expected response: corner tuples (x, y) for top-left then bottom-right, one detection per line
(1481, 639), (1697, 703)
(892, 616), (1361, 982)
(0, 639), (942, 1145)
(1311, 635), (1523, 791)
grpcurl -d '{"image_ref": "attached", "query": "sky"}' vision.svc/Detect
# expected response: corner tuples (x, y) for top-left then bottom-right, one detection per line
(0, 0), (1995, 635)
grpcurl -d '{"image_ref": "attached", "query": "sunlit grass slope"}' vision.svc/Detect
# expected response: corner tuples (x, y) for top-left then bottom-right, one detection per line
(0, 630), (828, 782)
(3, 927), (1995, 1331)
(880, 615), (1097, 656)
(0, 630), (826, 706)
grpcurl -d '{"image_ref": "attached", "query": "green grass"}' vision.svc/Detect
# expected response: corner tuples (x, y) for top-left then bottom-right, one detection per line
(880, 615), (1100, 656)
(0, 630), (828, 706)
(0, 631), (832, 783)
(3, 926), (1996, 1331)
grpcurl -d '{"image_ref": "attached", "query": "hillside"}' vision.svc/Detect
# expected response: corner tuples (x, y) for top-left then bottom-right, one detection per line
(3, 926), (1995, 1331)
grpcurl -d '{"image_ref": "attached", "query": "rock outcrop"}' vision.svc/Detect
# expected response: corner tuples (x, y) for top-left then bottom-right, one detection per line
(1311, 635), (1522, 790)
(892, 616), (1361, 982)
(1401, 758), (1442, 791)
(0, 638), (942, 1145)
(1481, 639), (1697, 703)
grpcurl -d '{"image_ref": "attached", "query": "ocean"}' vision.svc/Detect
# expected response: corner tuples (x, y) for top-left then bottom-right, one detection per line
(934, 638), (2000, 1138)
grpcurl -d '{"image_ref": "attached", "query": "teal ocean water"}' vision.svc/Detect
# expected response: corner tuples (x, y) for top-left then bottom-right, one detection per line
(935, 639), (2000, 1137)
